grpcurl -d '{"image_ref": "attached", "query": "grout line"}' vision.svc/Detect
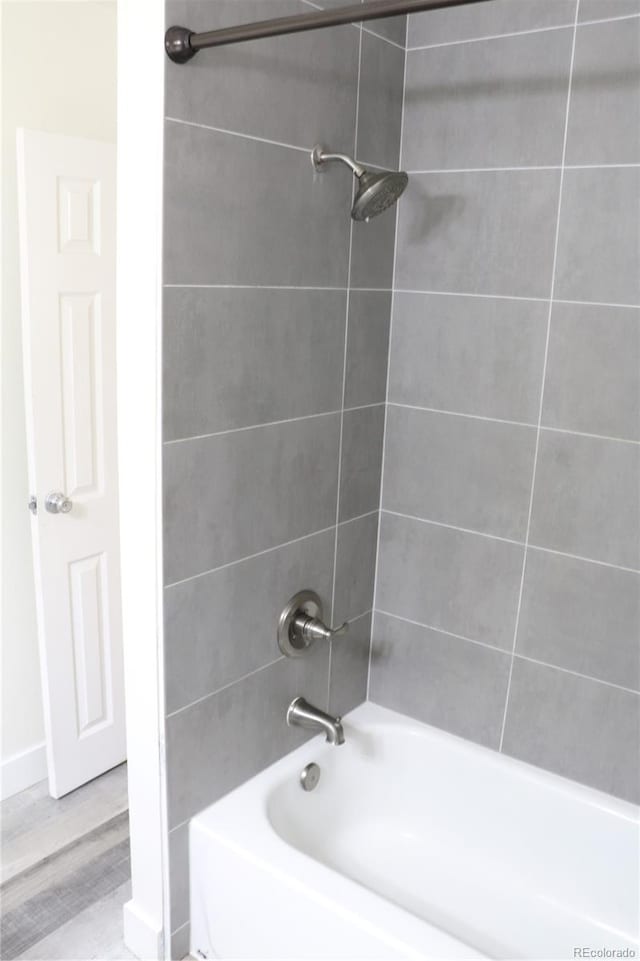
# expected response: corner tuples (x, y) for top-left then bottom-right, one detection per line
(406, 19), (576, 51)
(498, 0), (580, 754)
(554, 297), (640, 310)
(165, 116), (310, 155)
(164, 523), (337, 590)
(328, 21), (363, 713)
(164, 408), (339, 446)
(527, 543), (640, 576)
(163, 283), (349, 291)
(395, 288), (550, 303)
(370, 17), (409, 702)
(577, 11), (640, 27)
(166, 655), (285, 720)
(387, 402), (537, 430)
(299, 0), (406, 49)
(375, 610), (640, 697)
(338, 508), (378, 527)
(406, 164), (640, 174)
(163, 283), (640, 311)
(380, 506), (640, 573)
(404, 11), (640, 53)
(348, 608), (373, 625)
(168, 818), (190, 835)
(540, 425), (640, 447)
(381, 508), (525, 547)
(386, 402), (640, 446)
(170, 920), (190, 938)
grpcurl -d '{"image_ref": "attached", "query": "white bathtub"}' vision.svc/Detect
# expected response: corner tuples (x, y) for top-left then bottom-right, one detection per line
(189, 702), (639, 959)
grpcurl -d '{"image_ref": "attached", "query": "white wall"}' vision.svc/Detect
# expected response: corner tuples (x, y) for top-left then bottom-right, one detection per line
(1, 0), (117, 792)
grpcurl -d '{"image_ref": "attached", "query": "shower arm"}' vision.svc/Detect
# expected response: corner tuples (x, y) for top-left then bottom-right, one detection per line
(312, 147), (366, 179)
(166, 0), (493, 64)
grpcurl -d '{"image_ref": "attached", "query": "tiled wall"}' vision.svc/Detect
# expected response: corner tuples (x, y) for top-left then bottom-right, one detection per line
(161, 1), (404, 953)
(371, 0), (640, 805)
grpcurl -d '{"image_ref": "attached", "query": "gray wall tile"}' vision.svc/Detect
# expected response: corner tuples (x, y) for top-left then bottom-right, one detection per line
(529, 431), (640, 569)
(338, 404), (385, 521)
(168, 824), (189, 932)
(542, 302), (640, 441)
(165, 1), (359, 151)
(566, 19), (640, 164)
(365, 17), (407, 46)
(350, 202), (398, 289)
(170, 923), (190, 961)
(517, 549), (640, 690)
(554, 167), (640, 305)
(165, 643), (329, 826)
(163, 121), (351, 286)
(357, 31), (405, 170)
(403, 30), (572, 170)
(163, 287), (346, 441)
(578, 0), (640, 20)
(370, 612), (511, 748)
(408, 2), (575, 48)
(502, 658), (640, 803)
(395, 170), (561, 297)
(388, 293), (548, 422)
(164, 530), (335, 714)
(382, 406), (537, 539)
(376, 512), (524, 649)
(333, 512), (379, 624)
(163, 414), (340, 584)
(344, 290), (391, 408)
(329, 612), (371, 717)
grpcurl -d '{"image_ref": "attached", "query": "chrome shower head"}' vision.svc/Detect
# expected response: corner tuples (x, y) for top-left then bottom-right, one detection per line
(311, 144), (408, 222)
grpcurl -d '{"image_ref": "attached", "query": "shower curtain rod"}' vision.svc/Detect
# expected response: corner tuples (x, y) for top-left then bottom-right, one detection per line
(166, 0), (491, 63)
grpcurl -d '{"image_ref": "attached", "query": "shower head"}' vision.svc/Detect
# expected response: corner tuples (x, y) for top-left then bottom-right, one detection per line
(311, 145), (408, 222)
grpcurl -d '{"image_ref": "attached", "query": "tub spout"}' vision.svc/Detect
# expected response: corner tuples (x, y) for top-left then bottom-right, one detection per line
(287, 696), (345, 745)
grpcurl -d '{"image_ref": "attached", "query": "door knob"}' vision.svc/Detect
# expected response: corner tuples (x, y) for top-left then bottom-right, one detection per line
(278, 590), (348, 657)
(45, 491), (73, 514)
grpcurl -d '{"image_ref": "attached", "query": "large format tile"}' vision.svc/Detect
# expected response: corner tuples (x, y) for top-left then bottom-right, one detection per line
(357, 31), (405, 170)
(376, 512), (524, 649)
(382, 406), (536, 539)
(517, 549), (640, 690)
(349, 200), (398, 290)
(333, 512), (378, 624)
(164, 529), (335, 714)
(554, 167), (640, 306)
(163, 287), (346, 441)
(165, 645), (329, 826)
(395, 170), (560, 298)
(370, 612), (511, 749)
(566, 19), (640, 165)
(408, 1), (576, 48)
(338, 404), (385, 521)
(542, 302), (640, 441)
(344, 290), (391, 409)
(164, 121), (351, 286)
(388, 293), (548, 422)
(578, 0), (640, 20)
(502, 658), (640, 803)
(166, 1), (359, 151)
(529, 432), (640, 569)
(329, 612), (371, 718)
(403, 29), (572, 170)
(163, 413), (340, 584)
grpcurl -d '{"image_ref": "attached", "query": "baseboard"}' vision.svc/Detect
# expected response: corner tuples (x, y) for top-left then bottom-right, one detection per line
(123, 898), (164, 960)
(1, 742), (47, 800)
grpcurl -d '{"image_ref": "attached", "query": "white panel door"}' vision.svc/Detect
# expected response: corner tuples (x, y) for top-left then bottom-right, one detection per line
(17, 129), (125, 798)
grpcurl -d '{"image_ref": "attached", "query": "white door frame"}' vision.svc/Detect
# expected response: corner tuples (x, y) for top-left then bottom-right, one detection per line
(117, 1), (169, 958)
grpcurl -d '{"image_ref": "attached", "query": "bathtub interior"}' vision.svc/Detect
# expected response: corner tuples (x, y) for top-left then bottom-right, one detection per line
(265, 708), (640, 959)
